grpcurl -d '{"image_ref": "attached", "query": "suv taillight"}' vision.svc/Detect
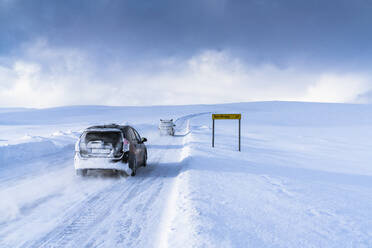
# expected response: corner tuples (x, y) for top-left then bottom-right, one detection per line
(123, 138), (129, 152)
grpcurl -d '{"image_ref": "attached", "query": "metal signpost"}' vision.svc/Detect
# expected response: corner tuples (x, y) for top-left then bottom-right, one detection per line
(212, 114), (242, 151)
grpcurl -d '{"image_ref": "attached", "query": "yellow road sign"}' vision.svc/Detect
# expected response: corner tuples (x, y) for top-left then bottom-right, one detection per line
(212, 113), (242, 151)
(212, 114), (241, 120)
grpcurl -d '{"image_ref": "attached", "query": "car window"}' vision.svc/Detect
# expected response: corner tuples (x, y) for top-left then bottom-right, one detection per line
(133, 129), (141, 141)
(126, 128), (137, 142)
(83, 131), (123, 150)
(123, 128), (131, 140)
(84, 131), (122, 145)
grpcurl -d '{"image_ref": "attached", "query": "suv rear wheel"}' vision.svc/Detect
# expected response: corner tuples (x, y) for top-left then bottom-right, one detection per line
(76, 169), (87, 176)
(143, 151), (147, 167)
(129, 155), (137, 176)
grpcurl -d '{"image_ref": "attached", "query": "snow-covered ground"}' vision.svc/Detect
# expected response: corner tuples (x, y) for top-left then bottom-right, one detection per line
(0, 102), (371, 247)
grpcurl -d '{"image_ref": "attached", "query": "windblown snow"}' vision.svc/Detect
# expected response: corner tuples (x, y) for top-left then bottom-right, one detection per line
(0, 102), (371, 247)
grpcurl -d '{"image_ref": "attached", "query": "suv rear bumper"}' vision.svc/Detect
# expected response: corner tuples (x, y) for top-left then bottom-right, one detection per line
(74, 152), (130, 172)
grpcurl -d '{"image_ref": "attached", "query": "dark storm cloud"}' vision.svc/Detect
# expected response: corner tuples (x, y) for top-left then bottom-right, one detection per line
(1, 0), (372, 107)
(1, 0), (372, 69)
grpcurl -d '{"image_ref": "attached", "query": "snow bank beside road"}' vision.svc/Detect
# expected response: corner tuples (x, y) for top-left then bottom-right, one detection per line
(0, 131), (78, 167)
(0, 140), (60, 165)
(166, 112), (372, 247)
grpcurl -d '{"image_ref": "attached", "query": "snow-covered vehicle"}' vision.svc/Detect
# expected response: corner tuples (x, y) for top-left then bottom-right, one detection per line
(74, 124), (147, 176)
(159, 119), (175, 136)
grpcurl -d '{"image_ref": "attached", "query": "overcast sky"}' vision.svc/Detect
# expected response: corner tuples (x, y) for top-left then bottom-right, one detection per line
(1, 0), (372, 107)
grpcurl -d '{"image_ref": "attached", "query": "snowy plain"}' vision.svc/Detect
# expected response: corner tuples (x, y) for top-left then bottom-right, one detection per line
(0, 101), (371, 247)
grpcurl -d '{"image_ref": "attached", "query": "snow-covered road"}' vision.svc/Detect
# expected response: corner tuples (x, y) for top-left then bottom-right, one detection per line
(0, 121), (190, 248)
(1, 102), (372, 247)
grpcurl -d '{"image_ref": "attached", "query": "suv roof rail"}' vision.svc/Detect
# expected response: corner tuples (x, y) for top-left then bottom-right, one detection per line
(87, 123), (123, 129)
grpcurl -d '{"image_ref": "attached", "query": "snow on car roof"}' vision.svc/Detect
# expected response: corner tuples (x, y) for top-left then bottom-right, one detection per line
(84, 128), (123, 132)
(87, 124), (125, 129)
(85, 124), (130, 132)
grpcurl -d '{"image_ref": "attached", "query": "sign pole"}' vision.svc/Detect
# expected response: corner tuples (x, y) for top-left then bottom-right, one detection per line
(239, 118), (241, 151)
(212, 119), (215, 147)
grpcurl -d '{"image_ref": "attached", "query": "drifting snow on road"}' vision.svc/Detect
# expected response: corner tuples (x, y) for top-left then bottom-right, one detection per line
(0, 127), (188, 247)
(0, 102), (372, 247)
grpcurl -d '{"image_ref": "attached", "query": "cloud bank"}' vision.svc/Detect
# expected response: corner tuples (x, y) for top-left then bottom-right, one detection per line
(0, 40), (370, 108)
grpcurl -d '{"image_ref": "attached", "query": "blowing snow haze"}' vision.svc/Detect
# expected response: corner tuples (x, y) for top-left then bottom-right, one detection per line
(1, 0), (372, 107)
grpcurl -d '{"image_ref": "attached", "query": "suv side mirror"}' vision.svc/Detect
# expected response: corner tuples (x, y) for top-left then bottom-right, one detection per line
(141, 137), (147, 143)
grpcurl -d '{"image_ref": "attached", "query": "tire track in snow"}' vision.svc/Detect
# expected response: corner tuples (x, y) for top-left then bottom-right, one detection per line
(105, 134), (190, 247)
(24, 179), (139, 248)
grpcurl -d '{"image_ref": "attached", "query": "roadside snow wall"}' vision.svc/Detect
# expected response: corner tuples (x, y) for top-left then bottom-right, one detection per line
(0, 141), (61, 166)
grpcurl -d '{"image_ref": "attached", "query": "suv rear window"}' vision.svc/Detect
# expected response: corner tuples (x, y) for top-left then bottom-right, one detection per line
(83, 131), (123, 145)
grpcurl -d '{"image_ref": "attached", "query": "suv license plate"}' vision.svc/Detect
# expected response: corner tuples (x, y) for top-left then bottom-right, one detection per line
(92, 148), (110, 154)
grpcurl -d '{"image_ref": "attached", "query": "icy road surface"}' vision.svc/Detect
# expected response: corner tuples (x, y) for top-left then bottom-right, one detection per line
(0, 129), (189, 247)
(0, 102), (372, 247)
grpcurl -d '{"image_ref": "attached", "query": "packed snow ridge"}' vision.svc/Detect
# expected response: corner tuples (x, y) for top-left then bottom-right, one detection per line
(0, 101), (371, 247)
